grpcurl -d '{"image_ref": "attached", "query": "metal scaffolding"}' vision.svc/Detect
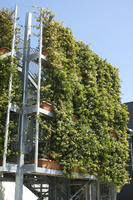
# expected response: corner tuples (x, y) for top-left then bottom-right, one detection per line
(0, 5), (117, 200)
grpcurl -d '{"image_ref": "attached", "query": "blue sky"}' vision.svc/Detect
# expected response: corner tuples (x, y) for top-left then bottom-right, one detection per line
(1, 0), (133, 103)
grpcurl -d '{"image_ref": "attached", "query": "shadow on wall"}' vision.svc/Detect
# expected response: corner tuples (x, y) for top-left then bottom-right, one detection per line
(0, 182), (5, 200)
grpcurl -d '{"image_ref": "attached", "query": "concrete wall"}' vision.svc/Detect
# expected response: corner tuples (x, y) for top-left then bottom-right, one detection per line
(0, 182), (37, 200)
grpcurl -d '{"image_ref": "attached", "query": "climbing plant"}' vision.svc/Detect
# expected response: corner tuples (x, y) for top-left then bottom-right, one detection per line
(0, 8), (14, 48)
(36, 9), (129, 190)
(0, 7), (129, 190)
(0, 9), (22, 159)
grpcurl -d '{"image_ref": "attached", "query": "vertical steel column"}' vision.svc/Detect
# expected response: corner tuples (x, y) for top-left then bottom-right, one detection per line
(22, 12), (32, 104)
(35, 9), (43, 171)
(85, 183), (89, 200)
(22, 12), (32, 144)
(85, 182), (92, 200)
(97, 181), (100, 200)
(131, 135), (133, 171)
(15, 12), (32, 200)
(89, 184), (92, 200)
(3, 4), (18, 169)
(112, 185), (117, 200)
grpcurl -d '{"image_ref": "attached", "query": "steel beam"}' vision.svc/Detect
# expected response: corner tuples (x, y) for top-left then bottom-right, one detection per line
(15, 11), (32, 200)
(97, 181), (100, 200)
(29, 52), (47, 63)
(17, 66), (38, 89)
(10, 103), (20, 113)
(112, 185), (117, 200)
(0, 52), (12, 59)
(85, 183), (89, 200)
(35, 9), (43, 171)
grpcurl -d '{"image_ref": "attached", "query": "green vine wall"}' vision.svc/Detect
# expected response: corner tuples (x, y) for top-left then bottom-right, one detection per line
(38, 9), (129, 189)
(0, 9), (22, 159)
(0, 8), (129, 190)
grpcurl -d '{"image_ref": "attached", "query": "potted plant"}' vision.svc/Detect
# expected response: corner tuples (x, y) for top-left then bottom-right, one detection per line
(109, 130), (118, 140)
(40, 101), (53, 112)
(42, 49), (50, 58)
(0, 47), (10, 55)
(38, 158), (61, 170)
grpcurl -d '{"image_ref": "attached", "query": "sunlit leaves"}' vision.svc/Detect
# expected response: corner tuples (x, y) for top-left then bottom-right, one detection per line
(36, 8), (130, 189)
(0, 7), (129, 190)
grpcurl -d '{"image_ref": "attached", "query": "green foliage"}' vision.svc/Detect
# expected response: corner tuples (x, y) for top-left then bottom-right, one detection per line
(0, 9), (22, 159)
(0, 57), (10, 153)
(37, 9), (129, 189)
(0, 56), (22, 158)
(0, 7), (129, 190)
(0, 9), (14, 49)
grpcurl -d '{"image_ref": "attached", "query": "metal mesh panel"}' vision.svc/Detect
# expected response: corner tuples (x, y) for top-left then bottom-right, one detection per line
(100, 183), (116, 200)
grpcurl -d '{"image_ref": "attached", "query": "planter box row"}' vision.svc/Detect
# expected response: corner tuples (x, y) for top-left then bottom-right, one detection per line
(37, 159), (86, 173)
(38, 158), (61, 170)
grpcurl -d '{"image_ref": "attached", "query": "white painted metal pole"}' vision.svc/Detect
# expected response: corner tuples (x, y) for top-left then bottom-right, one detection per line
(97, 181), (100, 200)
(113, 185), (117, 200)
(35, 9), (43, 171)
(85, 183), (89, 200)
(3, 4), (18, 169)
(15, 12), (32, 200)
